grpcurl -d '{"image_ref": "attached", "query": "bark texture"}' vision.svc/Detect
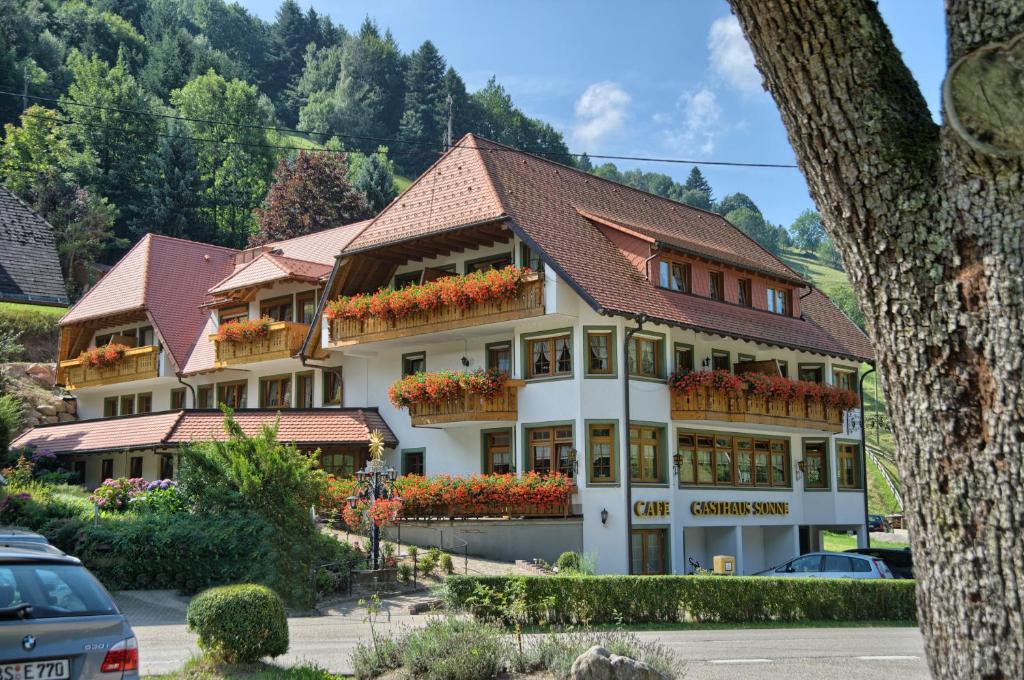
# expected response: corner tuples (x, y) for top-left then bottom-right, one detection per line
(726, 1), (1024, 678)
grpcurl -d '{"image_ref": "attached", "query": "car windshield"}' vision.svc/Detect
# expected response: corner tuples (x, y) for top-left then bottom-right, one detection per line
(0, 563), (116, 619)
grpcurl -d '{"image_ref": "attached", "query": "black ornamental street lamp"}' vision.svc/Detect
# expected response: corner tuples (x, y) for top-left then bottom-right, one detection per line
(346, 430), (398, 571)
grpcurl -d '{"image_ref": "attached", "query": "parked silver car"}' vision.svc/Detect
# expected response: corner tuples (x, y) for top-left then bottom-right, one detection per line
(0, 546), (138, 680)
(757, 551), (895, 579)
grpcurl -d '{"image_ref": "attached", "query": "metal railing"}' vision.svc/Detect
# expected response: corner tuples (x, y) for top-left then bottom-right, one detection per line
(866, 443), (904, 511)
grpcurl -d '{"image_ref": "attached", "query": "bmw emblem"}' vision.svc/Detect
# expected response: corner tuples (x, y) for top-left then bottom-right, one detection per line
(22, 635), (35, 651)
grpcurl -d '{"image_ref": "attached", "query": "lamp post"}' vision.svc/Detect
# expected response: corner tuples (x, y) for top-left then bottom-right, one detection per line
(346, 431), (398, 571)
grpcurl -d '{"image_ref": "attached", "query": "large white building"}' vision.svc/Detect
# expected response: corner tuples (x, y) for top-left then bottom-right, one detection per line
(14, 134), (874, 575)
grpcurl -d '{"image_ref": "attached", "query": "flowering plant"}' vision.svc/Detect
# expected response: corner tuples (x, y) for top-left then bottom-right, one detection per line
(670, 369), (859, 411)
(131, 479), (184, 514)
(667, 369), (744, 396)
(0, 492), (35, 524)
(89, 477), (149, 511)
(388, 369), (508, 408)
(215, 317), (273, 343)
(81, 343), (130, 369)
(395, 472), (573, 516)
(325, 266), (533, 322)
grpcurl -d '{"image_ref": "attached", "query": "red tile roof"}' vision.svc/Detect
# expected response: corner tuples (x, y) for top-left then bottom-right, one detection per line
(209, 254), (332, 295)
(10, 411), (185, 454)
(166, 409), (398, 448)
(61, 235), (238, 371)
(268, 220), (368, 265)
(341, 134), (872, 362)
(10, 409), (398, 454)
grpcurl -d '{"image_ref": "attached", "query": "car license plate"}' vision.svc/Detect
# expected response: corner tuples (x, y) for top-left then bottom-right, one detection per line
(0, 660), (70, 680)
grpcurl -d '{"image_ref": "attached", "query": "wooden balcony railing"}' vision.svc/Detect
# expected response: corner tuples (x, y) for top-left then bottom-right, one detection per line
(59, 345), (160, 389)
(211, 321), (308, 367)
(671, 384), (844, 433)
(408, 380), (524, 427)
(400, 499), (571, 521)
(329, 274), (545, 347)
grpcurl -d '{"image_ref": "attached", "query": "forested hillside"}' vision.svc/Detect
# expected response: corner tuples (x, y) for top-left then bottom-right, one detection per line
(0, 0), (572, 298)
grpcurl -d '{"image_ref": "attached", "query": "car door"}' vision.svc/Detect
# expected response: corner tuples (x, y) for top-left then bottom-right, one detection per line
(822, 554), (856, 578)
(775, 554), (823, 577)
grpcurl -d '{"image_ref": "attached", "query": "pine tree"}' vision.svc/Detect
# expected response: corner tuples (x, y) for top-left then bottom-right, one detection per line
(397, 40), (447, 174)
(577, 152), (593, 172)
(132, 122), (210, 242)
(269, 0), (309, 122)
(350, 147), (398, 213)
(683, 167), (713, 201)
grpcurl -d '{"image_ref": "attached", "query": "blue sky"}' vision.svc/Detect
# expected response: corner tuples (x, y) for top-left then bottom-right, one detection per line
(243, 0), (946, 228)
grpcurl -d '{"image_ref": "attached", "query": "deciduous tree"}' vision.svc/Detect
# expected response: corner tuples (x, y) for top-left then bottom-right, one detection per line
(250, 150), (370, 246)
(727, 2), (1024, 677)
(790, 209), (826, 252)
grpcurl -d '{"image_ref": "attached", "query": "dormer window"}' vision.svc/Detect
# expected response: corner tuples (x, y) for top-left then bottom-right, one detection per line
(658, 260), (690, 292)
(767, 287), (791, 315)
(709, 271), (724, 301)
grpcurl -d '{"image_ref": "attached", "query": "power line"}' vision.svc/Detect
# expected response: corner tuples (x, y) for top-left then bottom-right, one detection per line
(0, 90), (799, 169)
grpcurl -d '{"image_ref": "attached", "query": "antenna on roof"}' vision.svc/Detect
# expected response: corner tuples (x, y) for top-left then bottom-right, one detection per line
(444, 94), (453, 151)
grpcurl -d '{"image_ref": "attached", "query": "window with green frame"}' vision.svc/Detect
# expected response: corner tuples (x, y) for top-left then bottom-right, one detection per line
(676, 430), (790, 488)
(525, 333), (572, 379)
(627, 334), (663, 379)
(673, 343), (694, 373)
(584, 328), (614, 376)
(587, 422), (617, 484)
(711, 350), (731, 372)
(803, 440), (829, 489)
(323, 369), (342, 405)
(402, 449), (425, 475)
(630, 424), (665, 484)
(402, 351), (426, 377)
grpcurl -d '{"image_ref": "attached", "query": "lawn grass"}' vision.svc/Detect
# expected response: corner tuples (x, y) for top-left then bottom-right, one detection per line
(778, 247), (850, 295)
(822, 531), (907, 552)
(866, 455), (902, 516)
(0, 302), (66, 317)
(394, 174), (413, 192)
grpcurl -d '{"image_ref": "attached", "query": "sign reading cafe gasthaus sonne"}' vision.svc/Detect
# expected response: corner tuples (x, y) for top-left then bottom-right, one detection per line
(690, 500), (790, 517)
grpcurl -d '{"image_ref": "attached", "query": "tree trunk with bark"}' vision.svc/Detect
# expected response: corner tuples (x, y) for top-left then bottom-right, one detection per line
(725, 1), (1024, 678)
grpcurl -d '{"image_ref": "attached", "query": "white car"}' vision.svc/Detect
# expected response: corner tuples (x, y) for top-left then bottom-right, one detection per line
(757, 551), (894, 578)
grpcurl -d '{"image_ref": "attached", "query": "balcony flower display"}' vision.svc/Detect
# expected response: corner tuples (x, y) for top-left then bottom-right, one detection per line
(320, 472), (574, 523)
(388, 369), (508, 408)
(325, 266), (533, 322)
(342, 497), (403, 531)
(81, 343), (131, 369)
(215, 316), (272, 343)
(669, 369), (859, 411)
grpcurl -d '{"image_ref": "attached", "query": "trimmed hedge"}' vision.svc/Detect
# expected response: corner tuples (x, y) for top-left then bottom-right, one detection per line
(446, 575), (917, 625)
(187, 584), (288, 663)
(67, 512), (277, 594)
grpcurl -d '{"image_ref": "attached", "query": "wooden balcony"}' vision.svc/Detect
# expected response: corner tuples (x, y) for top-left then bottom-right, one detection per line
(211, 321), (308, 367)
(408, 380), (524, 427)
(59, 345), (160, 389)
(671, 385), (844, 433)
(328, 274), (545, 347)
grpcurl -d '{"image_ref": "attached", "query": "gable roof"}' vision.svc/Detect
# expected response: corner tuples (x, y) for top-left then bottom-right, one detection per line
(208, 221), (367, 297)
(61, 234), (237, 370)
(340, 134), (872, 362)
(0, 187), (68, 306)
(10, 408), (399, 454)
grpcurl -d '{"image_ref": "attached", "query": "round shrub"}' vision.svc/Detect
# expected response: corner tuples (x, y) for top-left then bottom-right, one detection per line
(554, 551), (582, 573)
(186, 584), (289, 663)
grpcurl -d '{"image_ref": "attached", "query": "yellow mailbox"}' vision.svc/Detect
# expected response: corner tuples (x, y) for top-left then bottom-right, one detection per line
(713, 555), (736, 575)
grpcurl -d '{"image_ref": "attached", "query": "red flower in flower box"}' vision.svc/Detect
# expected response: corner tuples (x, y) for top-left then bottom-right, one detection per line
(81, 343), (131, 369)
(215, 317), (273, 343)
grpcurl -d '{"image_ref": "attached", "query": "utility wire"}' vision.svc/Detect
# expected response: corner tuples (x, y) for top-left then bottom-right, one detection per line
(0, 90), (800, 169)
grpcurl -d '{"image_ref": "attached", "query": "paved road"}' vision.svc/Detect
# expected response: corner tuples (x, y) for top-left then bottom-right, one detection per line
(134, 616), (928, 678)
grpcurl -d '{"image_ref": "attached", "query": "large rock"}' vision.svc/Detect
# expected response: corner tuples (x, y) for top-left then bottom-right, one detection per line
(25, 363), (56, 386)
(570, 645), (666, 680)
(571, 647), (614, 680)
(35, 404), (57, 417)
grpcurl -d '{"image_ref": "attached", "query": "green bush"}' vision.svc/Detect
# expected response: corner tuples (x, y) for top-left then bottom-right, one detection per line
(440, 553), (454, 575)
(446, 575), (918, 625)
(400, 618), (507, 680)
(351, 634), (402, 679)
(177, 409), (329, 607)
(418, 554), (437, 577)
(0, 394), (22, 454)
(0, 304), (62, 362)
(186, 584), (289, 663)
(554, 551), (582, 573)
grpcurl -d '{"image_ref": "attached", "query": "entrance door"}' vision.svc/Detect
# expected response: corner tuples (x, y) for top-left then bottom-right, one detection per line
(484, 431), (513, 473)
(631, 528), (667, 574)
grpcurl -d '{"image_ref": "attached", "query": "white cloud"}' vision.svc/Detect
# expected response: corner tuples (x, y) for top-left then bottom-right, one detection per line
(707, 15), (762, 94)
(665, 87), (723, 155)
(572, 81), (631, 149)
